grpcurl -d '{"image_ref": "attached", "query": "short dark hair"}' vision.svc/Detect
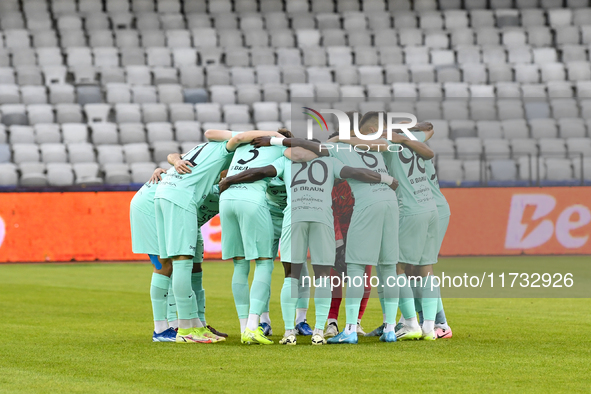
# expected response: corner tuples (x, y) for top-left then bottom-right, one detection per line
(277, 128), (293, 138)
(359, 111), (384, 129)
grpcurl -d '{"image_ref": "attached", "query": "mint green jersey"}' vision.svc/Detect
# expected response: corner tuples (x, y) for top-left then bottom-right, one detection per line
(290, 157), (344, 228)
(130, 173), (167, 217)
(328, 142), (395, 209)
(155, 141), (233, 213)
(197, 184), (220, 227)
(221, 144), (286, 206)
(411, 132), (451, 218)
(271, 156), (292, 225)
(383, 136), (437, 216)
(267, 177), (287, 214)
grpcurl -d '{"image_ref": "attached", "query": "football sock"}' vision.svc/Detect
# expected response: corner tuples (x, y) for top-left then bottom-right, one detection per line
(376, 265), (386, 320)
(191, 272), (206, 325)
(418, 275), (439, 324)
(380, 264), (399, 325)
(239, 318), (247, 333)
(436, 298), (448, 325)
(231, 259), (250, 319)
(260, 312), (271, 325)
(423, 320), (435, 333)
(295, 308), (308, 325)
(345, 263), (364, 325)
(313, 276), (331, 330)
(246, 313), (259, 331)
(399, 315), (406, 325)
(172, 260), (194, 322)
(249, 259), (274, 315)
(188, 290), (199, 327)
(280, 277), (298, 330)
(166, 280), (178, 326)
(313, 328), (324, 337)
(382, 313), (387, 324)
(357, 265), (372, 319)
(328, 277), (342, 320)
(398, 273), (417, 319)
(296, 266), (311, 316)
(150, 273), (170, 333)
(384, 323), (395, 333)
(344, 323), (357, 335)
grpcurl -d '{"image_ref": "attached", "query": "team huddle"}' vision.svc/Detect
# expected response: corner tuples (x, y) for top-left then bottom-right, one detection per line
(129, 110), (452, 345)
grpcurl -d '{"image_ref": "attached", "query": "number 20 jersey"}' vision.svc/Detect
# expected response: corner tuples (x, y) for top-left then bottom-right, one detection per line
(155, 141), (233, 214)
(221, 144), (286, 206)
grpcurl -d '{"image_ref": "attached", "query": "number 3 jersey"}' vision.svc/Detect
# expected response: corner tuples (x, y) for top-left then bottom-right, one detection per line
(155, 141), (233, 213)
(221, 144), (286, 206)
(328, 142), (395, 210)
(382, 135), (437, 216)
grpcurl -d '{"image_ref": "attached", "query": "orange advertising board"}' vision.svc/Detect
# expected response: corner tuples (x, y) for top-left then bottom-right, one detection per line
(440, 187), (591, 256)
(0, 187), (590, 263)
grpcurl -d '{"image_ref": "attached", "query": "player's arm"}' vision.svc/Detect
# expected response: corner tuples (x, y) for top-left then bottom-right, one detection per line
(339, 166), (399, 191)
(252, 136), (330, 157)
(204, 129), (233, 141)
(411, 122), (434, 141)
(148, 168), (167, 183)
(338, 136), (389, 152)
(398, 137), (435, 160)
(225, 130), (283, 152)
(167, 153), (193, 174)
(218, 165), (278, 193)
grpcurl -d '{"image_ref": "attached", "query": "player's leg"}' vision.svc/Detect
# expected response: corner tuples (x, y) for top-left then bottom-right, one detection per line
(309, 222), (336, 345)
(366, 264), (386, 337)
(279, 262), (300, 345)
(396, 212), (428, 340)
(155, 198), (216, 344)
(326, 236), (346, 337)
(375, 201), (400, 343)
(435, 214), (452, 338)
(166, 278), (178, 329)
(415, 211), (440, 340)
(279, 222), (302, 345)
(150, 257), (178, 342)
(327, 262), (364, 344)
(378, 263), (399, 343)
(191, 232), (227, 339)
(240, 202), (275, 345)
(220, 200), (250, 333)
(261, 210), (284, 336)
(355, 264), (372, 335)
(326, 268), (342, 337)
(328, 205), (379, 344)
(295, 261), (312, 335)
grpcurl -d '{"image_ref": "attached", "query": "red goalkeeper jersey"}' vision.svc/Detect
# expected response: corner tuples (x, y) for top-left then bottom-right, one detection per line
(332, 181), (355, 240)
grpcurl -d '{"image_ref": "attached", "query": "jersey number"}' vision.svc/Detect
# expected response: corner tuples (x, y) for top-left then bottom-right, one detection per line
(399, 150), (425, 177)
(292, 161), (328, 186)
(183, 143), (208, 166)
(237, 148), (259, 165)
(356, 151), (378, 168)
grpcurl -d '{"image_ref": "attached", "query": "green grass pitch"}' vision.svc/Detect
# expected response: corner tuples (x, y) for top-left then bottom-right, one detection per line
(0, 257), (589, 393)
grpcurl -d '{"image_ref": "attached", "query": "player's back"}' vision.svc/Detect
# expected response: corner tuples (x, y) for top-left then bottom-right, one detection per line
(221, 144), (286, 205)
(328, 142), (395, 209)
(382, 140), (437, 216)
(155, 141), (233, 212)
(291, 156), (344, 228)
(130, 173), (166, 216)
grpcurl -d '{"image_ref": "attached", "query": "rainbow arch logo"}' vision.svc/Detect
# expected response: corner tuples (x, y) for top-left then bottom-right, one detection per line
(302, 107), (329, 133)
